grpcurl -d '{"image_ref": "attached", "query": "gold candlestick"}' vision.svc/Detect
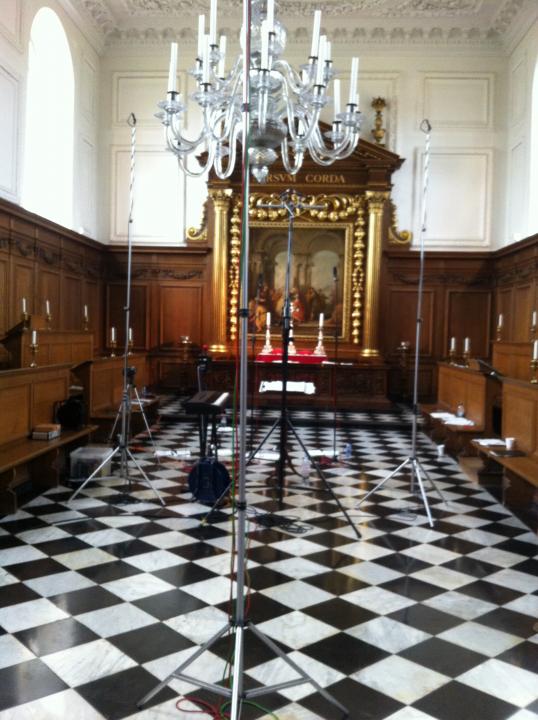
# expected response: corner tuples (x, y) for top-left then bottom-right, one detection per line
(45, 312), (52, 330)
(448, 349), (457, 365)
(496, 324), (502, 342)
(128, 339), (134, 355)
(29, 342), (38, 368)
(531, 359), (538, 384)
(531, 324), (536, 342)
(462, 350), (470, 367)
(83, 317), (89, 332)
(109, 340), (117, 357)
(261, 327), (273, 354)
(21, 311), (30, 328)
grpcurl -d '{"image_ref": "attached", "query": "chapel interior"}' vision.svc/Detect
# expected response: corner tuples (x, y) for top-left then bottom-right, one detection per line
(0, 1), (538, 719)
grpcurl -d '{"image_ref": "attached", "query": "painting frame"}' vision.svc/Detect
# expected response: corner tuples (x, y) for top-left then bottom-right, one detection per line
(248, 221), (353, 341)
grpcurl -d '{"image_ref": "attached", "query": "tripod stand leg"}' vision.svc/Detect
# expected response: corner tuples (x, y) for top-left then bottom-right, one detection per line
(246, 416), (279, 463)
(229, 623), (245, 720)
(411, 459), (434, 527)
(415, 457), (447, 504)
(133, 387), (158, 459)
(355, 457), (411, 509)
(69, 446), (120, 502)
(287, 419), (361, 541)
(108, 405), (122, 443)
(125, 448), (165, 506)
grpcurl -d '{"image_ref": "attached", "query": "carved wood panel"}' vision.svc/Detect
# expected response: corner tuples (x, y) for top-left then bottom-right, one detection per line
(106, 283), (148, 349)
(446, 290), (491, 359)
(160, 285), (203, 346)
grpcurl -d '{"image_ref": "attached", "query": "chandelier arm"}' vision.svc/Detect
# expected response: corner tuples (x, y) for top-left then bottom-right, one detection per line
(167, 115), (207, 154)
(213, 124), (242, 179)
(280, 138), (304, 175)
(177, 141), (216, 177)
(273, 59), (309, 96)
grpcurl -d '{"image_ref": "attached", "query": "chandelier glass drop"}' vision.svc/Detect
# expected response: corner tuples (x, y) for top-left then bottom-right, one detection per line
(156, 0), (362, 183)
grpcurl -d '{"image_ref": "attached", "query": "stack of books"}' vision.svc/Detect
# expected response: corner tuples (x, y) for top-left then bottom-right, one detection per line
(32, 423), (61, 440)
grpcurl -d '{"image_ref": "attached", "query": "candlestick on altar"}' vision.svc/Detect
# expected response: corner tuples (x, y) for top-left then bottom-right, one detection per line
(21, 297), (29, 327)
(45, 300), (52, 330)
(110, 326), (117, 357)
(531, 359), (538, 384)
(463, 337), (471, 367)
(313, 324), (326, 356)
(288, 319), (297, 355)
(496, 313), (503, 342)
(448, 337), (457, 364)
(29, 330), (38, 368)
(83, 305), (89, 332)
(531, 311), (537, 341)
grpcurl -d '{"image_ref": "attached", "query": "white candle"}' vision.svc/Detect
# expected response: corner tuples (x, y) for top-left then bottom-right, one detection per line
(534, 340), (538, 361)
(315, 35), (326, 85)
(197, 15), (205, 59)
(202, 35), (211, 84)
(111, 326), (116, 343)
(532, 311), (537, 327)
(167, 42), (178, 93)
(260, 20), (269, 70)
(325, 40), (332, 62)
(498, 313), (503, 328)
(266, 311), (271, 328)
(21, 297), (27, 314)
(128, 327), (133, 343)
(319, 312), (324, 329)
(333, 78), (341, 118)
(450, 336), (456, 352)
(464, 337), (470, 353)
(267, 0), (275, 32)
(310, 9), (321, 58)
(348, 57), (359, 105)
(45, 299), (50, 315)
(83, 304), (88, 321)
(31, 330), (37, 345)
(218, 34), (226, 77)
(209, 0), (217, 45)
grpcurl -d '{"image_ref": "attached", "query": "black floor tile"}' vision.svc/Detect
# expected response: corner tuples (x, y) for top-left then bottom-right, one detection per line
(304, 570), (367, 596)
(77, 665), (176, 720)
(35, 537), (92, 556)
(0, 659), (67, 710)
(388, 603), (462, 634)
(301, 633), (389, 675)
(301, 678), (402, 720)
(7, 558), (67, 581)
(15, 617), (100, 656)
(474, 607), (537, 638)
(304, 598), (376, 630)
(440, 556), (500, 579)
(49, 586), (123, 615)
(242, 595), (291, 624)
(458, 580), (522, 606)
(78, 560), (143, 584)
(134, 588), (207, 620)
(401, 637), (486, 676)
(109, 622), (194, 663)
(246, 565), (291, 591)
(152, 562), (218, 587)
(415, 680), (517, 720)
(495, 538), (538, 557)
(432, 536), (482, 555)
(98, 538), (158, 558)
(374, 552), (430, 574)
(497, 641), (538, 673)
(380, 576), (445, 601)
(0, 583), (40, 607)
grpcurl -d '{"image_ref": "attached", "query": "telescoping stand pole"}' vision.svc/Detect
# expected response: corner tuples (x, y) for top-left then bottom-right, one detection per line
(354, 119), (445, 527)
(138, 4), (349, 717)
(70, 114), (164, 507)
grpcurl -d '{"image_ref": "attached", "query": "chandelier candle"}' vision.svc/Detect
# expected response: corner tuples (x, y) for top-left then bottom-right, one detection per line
(157, 0), (361, 183)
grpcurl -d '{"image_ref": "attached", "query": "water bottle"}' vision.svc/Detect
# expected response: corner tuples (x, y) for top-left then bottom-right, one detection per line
(299, 455), (311, 479)
(343, 443), (352, 460)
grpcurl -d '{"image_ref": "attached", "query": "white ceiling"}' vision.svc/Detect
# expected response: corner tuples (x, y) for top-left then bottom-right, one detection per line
(75, 0), (534, 47)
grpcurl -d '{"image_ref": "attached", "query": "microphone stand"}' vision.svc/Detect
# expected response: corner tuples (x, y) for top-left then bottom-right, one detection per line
(249, 274), (263, 450)
(331, 267), (339, 460)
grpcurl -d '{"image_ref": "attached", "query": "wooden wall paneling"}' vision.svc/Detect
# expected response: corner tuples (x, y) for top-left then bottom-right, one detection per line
(492, 342), (532, 381)
(10, 257), (35, 327)
(0, 383), (30, 444)
(32, 377), (68, 426)
(106, 283), (148, 349)
(0, 255), (8, 337)
(502, 379), (537, 455)
(160, 284), (203, 346)
(38, 268), (61, 323)
(513, 284), (533, 342)
(495, 288), (513, 342)
(384, 288), (435, 355)
(446, 289), (491, 358)
(62, 275), (83, 331)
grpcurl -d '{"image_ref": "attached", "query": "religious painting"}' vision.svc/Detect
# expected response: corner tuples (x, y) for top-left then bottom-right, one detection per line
(248, 223), (351, 339)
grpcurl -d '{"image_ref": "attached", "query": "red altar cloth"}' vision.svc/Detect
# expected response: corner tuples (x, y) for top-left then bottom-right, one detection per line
(256, 348), (327, 365)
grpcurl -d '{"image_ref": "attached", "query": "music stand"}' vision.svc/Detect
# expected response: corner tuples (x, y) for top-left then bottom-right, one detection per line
(247, 190), (361, 540)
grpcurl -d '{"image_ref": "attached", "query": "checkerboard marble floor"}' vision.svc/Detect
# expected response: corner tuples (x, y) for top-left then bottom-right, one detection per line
(1, 405), (537, 720)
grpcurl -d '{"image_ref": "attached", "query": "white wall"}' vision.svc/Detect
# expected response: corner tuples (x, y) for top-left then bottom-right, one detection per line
(0, 0), (101, 239)
(505, 18), (538, 244)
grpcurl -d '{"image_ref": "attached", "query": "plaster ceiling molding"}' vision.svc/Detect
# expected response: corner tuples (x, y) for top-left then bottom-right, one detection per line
(81, 0), (117, 34)
(491, 0), (525, 34)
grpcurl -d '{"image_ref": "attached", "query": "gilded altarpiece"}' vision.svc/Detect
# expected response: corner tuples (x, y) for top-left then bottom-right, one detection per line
(207, 138), (406, 362)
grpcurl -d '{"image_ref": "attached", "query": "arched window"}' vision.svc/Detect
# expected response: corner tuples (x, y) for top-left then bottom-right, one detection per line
(21, 7), (74, 228)
(530, 59), (538, 235)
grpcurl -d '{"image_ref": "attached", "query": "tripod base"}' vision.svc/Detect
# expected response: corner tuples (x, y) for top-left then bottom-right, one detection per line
(138, 618), (349, 719)
(355, 455), (446, 528)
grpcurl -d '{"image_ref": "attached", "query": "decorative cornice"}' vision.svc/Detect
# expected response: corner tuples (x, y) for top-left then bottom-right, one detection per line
(130, 267), (203, 279)
(491, 0), (525, 34)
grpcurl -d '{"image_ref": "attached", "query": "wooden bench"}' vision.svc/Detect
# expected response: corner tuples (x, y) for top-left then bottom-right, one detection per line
(422, 362), (501, 456)
(472, 441), (538, 530)
(72, 355), (157, 440)
(0, 426), (98, 515)
(0, 363), (102, 515)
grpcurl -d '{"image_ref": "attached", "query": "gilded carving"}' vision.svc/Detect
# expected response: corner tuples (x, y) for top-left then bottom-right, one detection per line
(186, 199), (208, 243)
(388, 200), (412, 246)
(228, 196), (242, 342)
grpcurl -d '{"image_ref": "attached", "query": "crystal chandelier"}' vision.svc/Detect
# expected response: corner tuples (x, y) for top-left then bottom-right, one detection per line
(156, 0), (362, 183)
